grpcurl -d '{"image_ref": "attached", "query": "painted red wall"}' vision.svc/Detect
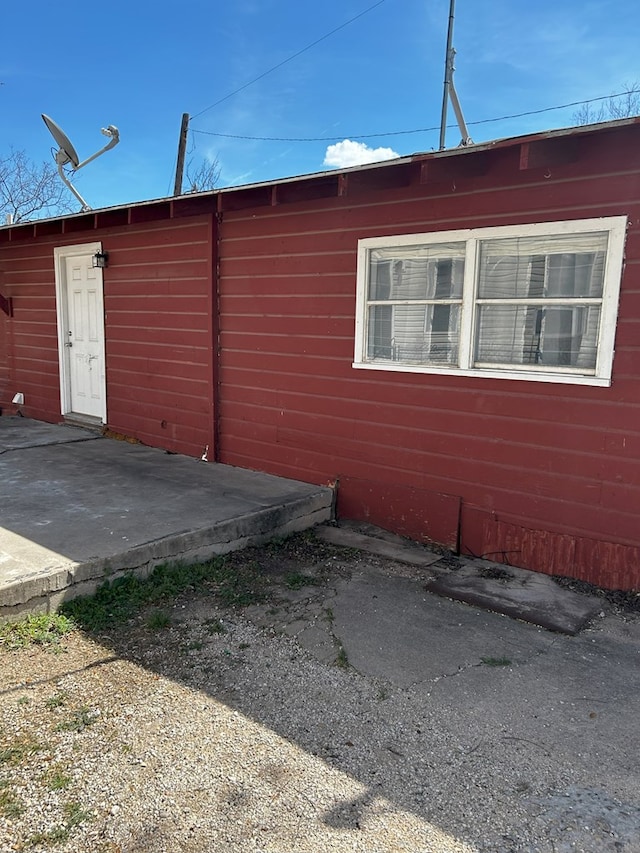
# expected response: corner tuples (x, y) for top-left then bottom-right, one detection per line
(101, 215), (214, 458)
(0, 212), (214, 459)
(0, 238), (62, 421)
(2, 122), (639, 589)
(216, 125), (640, 589)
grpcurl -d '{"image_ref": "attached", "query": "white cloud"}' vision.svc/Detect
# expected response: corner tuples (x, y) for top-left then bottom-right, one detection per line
(323, 139), (400, 169)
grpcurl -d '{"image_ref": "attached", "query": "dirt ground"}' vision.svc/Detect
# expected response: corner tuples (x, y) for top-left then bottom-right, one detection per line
(1, 533), (639, 853)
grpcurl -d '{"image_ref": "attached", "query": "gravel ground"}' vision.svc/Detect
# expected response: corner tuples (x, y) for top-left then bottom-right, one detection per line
(1, 536), (639, 853)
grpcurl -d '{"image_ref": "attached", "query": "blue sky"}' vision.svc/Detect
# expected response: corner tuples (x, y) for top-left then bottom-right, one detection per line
(1, 0), (638, 212)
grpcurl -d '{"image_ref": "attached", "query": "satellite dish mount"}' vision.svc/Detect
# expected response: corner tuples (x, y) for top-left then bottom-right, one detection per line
(42, 114), (120, 211)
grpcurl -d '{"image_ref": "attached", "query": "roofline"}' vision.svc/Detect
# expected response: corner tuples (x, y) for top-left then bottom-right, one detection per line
(2, 116), (639, 232)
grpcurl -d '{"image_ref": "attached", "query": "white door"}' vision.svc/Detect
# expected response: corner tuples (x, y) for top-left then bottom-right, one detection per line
(55, 244), (107, 422)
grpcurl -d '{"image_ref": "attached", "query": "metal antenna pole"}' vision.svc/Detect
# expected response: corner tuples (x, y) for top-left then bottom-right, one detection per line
(439, 0), (456, 150)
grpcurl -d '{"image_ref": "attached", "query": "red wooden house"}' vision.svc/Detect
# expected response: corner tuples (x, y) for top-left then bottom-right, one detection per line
(1, 119), (639, 590)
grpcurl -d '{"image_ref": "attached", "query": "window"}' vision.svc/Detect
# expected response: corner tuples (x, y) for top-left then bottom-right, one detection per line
(354, 217), (627, 385)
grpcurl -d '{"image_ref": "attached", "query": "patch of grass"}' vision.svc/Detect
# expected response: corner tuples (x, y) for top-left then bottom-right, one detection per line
(17, 695), (31, 706)
(264, 535), (290, 554)
(284, 571), (315, 590)
(216, 564), (266, 608)
(146, 610), (172, 630)
(46, 692), (68, 710)
(0, 735), (45, 766)
(204, 618), (226, 634)
(0, 613), (75, 650)
(28, 826), (70, 845)
(44, 767), (72, 791)
(335, 645), (349, 669)
(55, 706), (96, 733)
(0, 786), (25, 818)
(184, 640), (204, 651)
(323, 607), (335, 624)
(481, 656), (512, 667)
(60, 556), (267, 631)
(27, 800), (92, 846)
(63, 800), (92, 828)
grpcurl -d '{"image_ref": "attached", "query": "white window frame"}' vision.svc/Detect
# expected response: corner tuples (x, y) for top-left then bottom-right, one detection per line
(353, 216), (627, 386)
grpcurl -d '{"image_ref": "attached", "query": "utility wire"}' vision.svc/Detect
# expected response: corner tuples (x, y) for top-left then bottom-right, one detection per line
(190, 0), (388, 120)
(191, 88), (640, 143)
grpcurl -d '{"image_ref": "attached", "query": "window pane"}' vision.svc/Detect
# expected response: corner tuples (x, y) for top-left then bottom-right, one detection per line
(475, 304), (600, 369)
(367, 304), (460, 364)
(478, 233), (608, 299)
(370, 259), (392, 300)
(369, 245), (465, 300)
(367, 305), (393, 358)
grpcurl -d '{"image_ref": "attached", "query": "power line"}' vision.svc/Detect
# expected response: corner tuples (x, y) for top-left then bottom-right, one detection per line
(191, 88), (640, 144)
(190, 0), (388, 120)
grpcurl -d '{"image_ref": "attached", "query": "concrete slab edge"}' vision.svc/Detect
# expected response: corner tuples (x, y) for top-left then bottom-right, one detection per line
(320, 523), (603, 636)
(0, 491), (331, 623)
(424, 578), (595, 635)
(314, 525), (442, 567)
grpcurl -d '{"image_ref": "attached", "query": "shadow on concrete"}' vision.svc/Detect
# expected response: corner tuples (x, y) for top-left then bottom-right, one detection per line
(48, 532), (640, 852)
(0, 417), (332, 619)
(2, 418), (640, 850)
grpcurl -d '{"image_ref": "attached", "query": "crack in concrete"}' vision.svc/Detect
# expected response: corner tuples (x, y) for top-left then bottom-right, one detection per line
(0, 436), (100, 455)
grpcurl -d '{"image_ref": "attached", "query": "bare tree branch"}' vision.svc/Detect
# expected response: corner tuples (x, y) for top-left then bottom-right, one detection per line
(0, 148), (75, 223)
(573, 82), (640, 126)
(185, 156), (221, 193)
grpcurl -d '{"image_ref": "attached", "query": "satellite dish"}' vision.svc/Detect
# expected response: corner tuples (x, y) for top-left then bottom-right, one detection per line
(42, 114), (80, 168)
(41, 113), (120, 211)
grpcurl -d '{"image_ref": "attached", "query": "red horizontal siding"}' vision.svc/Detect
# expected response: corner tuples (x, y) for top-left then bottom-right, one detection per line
(3, 122), (640, 588)
(217, 127), (640, 589)
(221, 169), (640, 240)
(1, 216), (214, 457)
(0, 238), (60, 421)
(100, 217), (214, 455)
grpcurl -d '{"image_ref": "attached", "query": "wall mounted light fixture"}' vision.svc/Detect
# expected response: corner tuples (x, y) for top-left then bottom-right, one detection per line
(92, 250), (109, 269)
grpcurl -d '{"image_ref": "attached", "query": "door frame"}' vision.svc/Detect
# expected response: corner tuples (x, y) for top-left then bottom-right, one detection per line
(54, 241), (107, 423)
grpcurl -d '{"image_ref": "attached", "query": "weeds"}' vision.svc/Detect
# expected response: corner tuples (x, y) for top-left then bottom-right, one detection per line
(335, 645), (349, 669)
(45, 767), (72, 791)
(60, 556), (266, 632)
(481, 656), (512, 667)
(46, 692), (68, 710)
(0, 735), (45, 765)
(63, 800), (92, 828)
(27, 802), (92, 846)
(0, 786), (25, 818)
(0, 614), (75, 650)
(28, 826), (71, 845)
(204, 618), (226, 635)
(146, 610), (172, 631)
(284, 572), (315, 590)
(56, 707), (97, 733)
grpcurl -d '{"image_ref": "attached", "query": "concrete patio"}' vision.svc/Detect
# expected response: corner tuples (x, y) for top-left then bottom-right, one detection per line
(0, 417), (332, 620)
